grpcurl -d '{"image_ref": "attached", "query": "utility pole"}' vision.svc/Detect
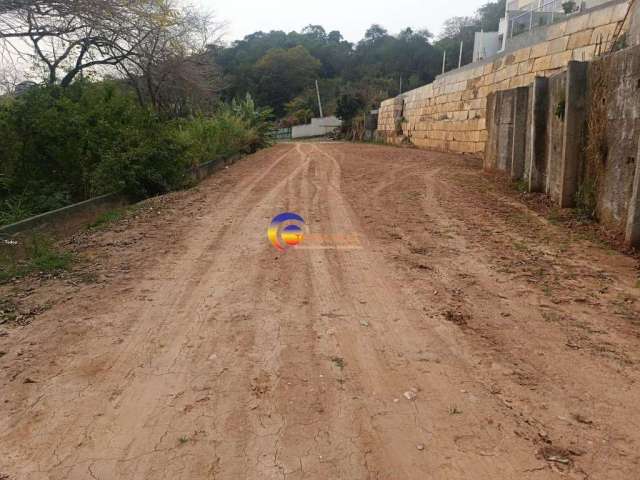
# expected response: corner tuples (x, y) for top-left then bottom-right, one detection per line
(315, 80), (324, 118)
(442, 50), (447, 74)
(458, 40), (464, 69)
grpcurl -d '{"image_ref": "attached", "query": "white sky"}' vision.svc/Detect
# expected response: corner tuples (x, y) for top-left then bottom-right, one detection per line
(197, 0), (491, 43)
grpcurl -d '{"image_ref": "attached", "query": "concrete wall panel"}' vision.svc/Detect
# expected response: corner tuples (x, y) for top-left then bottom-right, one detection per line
(546, 73), (567, 201)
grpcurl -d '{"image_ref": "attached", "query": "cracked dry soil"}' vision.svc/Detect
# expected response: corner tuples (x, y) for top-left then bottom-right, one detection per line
(1, 142), (640, 479)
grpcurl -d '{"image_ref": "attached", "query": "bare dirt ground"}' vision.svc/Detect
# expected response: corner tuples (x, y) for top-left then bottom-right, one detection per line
(1, 142), (640, 480)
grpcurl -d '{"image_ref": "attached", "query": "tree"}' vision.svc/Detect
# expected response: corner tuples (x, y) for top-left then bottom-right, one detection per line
(436, 17), (478, 69)
(301, 25), (327, 42)
(0, 63), (20, 95)
(363, 24), (389, 43)
(116, 3), (224, 117)
(253, 46), (321, 116)
(0, 1), (87, 39)
(436, 0), (506, 70)
(0, 0), (189, 87)
(336, 93), (365, 122)
(478, 0), (507, 31)
(212, 0), (504, 117)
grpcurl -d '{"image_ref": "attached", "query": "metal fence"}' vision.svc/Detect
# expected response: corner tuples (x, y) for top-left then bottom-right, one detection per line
(268, 128), (292, 141)
(509, 0), (578, 37)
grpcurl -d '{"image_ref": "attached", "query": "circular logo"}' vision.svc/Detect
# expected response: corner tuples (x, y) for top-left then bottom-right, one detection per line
(268, 212), (305, 252)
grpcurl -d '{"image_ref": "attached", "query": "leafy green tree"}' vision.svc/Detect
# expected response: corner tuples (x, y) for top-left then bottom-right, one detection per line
(212, 0), (504, 117)
(0, 81), (274, 224)
(253, 46), (321, 116)
(363, 24), (390, 43)
(478, 0), (507, 31)
(436, 0), (506, 71)
(336, 94), (365, 122)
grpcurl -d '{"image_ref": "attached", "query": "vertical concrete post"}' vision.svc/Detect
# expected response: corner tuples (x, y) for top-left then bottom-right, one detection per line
(484, 92), (499, 170)
(497, 90), (515, 172)
(528, 76), (549, 192)
(511, 87), (529, 181)
(626, 141), (640, 248)
(559, 61), (588, 208)
(630, 0), (640, 47)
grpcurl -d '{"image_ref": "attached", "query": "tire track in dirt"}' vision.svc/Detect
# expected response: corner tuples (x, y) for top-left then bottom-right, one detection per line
(304, 144), (541, 479)
(0, 144), (312, 479)
(321, 142), (640, 479)
(2, 142), (640, 479)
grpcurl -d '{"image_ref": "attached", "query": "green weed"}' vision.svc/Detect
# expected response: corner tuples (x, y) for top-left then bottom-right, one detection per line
(88, 209), (124, 230)
(0, 235), (73, 283)
(575, 179), (598, 223)
(513, 241), (530, 253)
(514, 179), (528, 193)
(331, 356), (346, 370)
(548, 208), (562, 225)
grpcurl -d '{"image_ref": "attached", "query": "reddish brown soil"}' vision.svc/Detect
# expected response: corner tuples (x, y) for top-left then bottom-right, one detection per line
(1, 142), (639, 479)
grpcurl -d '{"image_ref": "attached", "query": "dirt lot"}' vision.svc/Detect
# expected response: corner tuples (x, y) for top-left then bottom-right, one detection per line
(1, 142), (640, 479)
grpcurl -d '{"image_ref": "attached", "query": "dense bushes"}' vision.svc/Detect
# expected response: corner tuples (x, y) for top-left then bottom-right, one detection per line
(0, 83), (271, 225)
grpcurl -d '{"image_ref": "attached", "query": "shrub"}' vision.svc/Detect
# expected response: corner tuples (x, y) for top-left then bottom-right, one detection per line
(0, 84), (272, 225)
(336, 93), (365, 123)
(229, 93), (273, 152)
(0, 81), (171, 209)
(562, 1), (577, 14)
(171, 94), (272, 166)
(93, 129), (191, 199)
(575, 179), (598, 222)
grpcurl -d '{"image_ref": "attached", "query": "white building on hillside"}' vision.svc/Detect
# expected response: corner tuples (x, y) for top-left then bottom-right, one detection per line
(474, 0), (622, 57)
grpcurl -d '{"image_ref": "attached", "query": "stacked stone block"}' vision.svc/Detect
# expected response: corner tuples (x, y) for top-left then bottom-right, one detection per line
(377, 1), (629, 155)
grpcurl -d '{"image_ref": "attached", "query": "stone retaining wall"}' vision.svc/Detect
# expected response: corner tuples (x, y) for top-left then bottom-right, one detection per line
(377, 0), (629, 155)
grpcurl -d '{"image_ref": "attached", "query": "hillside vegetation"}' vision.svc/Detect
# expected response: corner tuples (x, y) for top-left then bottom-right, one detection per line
(0, 1), (272, 226)
(0, 0), (503, 225)
(214, 0), (505, 123)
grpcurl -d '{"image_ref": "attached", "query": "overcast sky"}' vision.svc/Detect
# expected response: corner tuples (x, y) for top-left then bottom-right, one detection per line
(197, 0), (491, 44)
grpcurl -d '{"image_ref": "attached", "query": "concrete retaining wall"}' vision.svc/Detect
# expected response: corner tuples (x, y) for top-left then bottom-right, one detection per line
(0, 155), (239, 238)
(630, 0), (640, 46)
(0, 193), (127, 238)
(485, 45), (640, 247)
(546, 71), (568, 203)
(377, 0), (629, 155)
(586, 44), (640, 234)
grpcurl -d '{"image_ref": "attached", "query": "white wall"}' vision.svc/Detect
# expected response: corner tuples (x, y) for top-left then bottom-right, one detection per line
(291, 116), (342, 139)
(474, 32), (502, 61)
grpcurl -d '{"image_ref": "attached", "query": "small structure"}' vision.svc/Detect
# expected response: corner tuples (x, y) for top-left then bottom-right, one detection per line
(291, 116), (342, 139)
(479, 0), (619, 54)
(473, 31), (502, 61)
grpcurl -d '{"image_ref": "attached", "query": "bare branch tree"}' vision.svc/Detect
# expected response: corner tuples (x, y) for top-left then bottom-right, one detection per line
(0, 0), (184, 87)
(0, 63), (21, 95)
(117, 3), (226, 117)
(1, 0), (225, 117)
